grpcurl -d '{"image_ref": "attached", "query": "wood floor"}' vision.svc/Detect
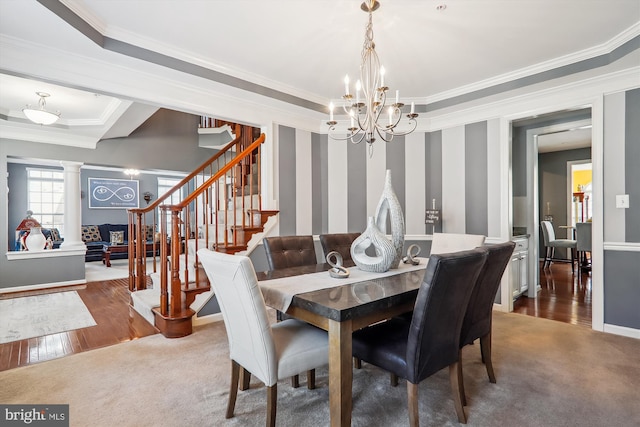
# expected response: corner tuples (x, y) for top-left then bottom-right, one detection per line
(0, 259), (592, 372)
(513, 261), (592, 328)
(0, 278), (158, 372)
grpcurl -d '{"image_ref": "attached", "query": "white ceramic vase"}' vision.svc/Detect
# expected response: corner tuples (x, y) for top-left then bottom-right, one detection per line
(350, 216), (396, 273)
(25, 227), (47, 251)
(375, 169), (405, 269)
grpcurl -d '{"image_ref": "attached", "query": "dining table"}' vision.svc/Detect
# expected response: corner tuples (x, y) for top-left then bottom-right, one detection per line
(256, 259), (428, 427)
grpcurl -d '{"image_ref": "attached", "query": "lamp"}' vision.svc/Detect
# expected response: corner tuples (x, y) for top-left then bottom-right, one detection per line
(327, 0), (418, 157)
(22, 92), (61, 125)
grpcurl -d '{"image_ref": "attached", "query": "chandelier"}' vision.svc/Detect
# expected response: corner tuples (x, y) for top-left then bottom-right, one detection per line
(327, 0), (418, 156)
(22, 92), (61, 125)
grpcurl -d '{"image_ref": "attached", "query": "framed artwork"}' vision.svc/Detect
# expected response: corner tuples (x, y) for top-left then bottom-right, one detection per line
(88, 178), (139, 209)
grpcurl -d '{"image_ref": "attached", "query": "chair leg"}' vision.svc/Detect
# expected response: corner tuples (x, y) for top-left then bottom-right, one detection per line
(291, 375), (300, 388)
(307, 369), (316, 390)
(450, 362), (467, 424)
(407, 381), (419, 427)
(543, 247), (551, 268)
(480, 333), (496, 383)
(266, 383), (277, 427)
(390, 372), (399, 387)
(571, 248), (576, 273)
(226, 360), (240, 419)
(353, 357), (362, 369)
(458, 350), (467, 407)
(240, 367), (251, 391)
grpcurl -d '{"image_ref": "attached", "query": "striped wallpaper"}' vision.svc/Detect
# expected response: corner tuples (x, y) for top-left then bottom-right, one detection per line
(277, 120), (502, 238)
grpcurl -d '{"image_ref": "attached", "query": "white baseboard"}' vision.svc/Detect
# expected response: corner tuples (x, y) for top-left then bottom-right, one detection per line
(0, 279), (87, 295)
(603, 323), (640, 339)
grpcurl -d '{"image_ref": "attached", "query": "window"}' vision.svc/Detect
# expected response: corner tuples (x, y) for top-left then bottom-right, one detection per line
(27, 168), (65, 235)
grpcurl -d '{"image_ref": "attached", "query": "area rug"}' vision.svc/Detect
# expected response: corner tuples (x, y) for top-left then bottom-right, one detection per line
(85, 259), (158, 283)
(0, 291), (96, 344)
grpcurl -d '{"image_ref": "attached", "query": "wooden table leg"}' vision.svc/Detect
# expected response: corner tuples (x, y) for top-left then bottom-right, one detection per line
(103, 249), (111, 267)
(329, 318), (352, 427)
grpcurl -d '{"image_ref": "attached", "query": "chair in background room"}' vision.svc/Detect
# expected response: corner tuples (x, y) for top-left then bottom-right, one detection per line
(576, 222), (592, 271)
(197, 249), (329, 427)
(430, 232), (486, 255)
(263, 235), (317, 270)
(457, 241), (515, 408)
(540, 220), (577, 272)
(319, 232), (361, 263)
(352, 248), (488, 426)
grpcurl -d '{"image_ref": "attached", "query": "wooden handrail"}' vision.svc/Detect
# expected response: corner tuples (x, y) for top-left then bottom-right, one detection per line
(175, 133), (265, 209)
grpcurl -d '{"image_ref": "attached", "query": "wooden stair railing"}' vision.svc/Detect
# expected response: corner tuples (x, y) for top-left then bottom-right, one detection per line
(128, 124), (269, 338)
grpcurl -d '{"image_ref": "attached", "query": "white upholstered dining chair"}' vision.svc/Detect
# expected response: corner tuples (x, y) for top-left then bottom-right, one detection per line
(197, 248), (329, 427)
(430, 232), (486, 255)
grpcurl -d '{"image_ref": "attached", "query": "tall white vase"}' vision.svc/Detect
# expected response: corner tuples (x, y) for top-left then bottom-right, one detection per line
(375, 170), (405, 269)
(350, 216), (396, 273)
(25, 227), (47, 251)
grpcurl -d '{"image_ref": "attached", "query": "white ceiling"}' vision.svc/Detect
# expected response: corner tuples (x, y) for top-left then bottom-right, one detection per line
(1, 0), (638, 148)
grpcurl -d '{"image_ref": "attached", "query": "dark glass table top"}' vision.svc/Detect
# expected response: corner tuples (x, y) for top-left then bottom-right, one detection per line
(257, 262), (426, 322)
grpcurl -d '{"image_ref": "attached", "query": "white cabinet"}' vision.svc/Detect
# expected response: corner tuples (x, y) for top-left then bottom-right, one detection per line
(510, 237), (529, 299)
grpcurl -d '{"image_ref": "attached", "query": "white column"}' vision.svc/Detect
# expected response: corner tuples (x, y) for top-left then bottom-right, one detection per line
(60, 161), (86, 249)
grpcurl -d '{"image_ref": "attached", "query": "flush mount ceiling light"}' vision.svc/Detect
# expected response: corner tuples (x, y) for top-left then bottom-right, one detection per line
(22, 92), (61, 125)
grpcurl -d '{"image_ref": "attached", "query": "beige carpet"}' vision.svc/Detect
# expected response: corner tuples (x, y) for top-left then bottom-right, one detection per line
(1, 312), (639, 427)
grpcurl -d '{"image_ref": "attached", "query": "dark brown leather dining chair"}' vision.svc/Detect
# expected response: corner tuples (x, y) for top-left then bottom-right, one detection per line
(351, 248), (488, 426)
(263, 235), (317, 270)
(319, 232), (360, 262)
(262, 234), (318, 388)
(457, 241), (515, 407)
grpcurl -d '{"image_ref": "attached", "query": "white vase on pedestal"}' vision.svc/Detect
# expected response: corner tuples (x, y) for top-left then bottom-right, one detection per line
(25, 227), (47, 251)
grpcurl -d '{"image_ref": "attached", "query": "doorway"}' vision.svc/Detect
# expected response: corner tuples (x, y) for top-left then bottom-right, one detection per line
(510, 108), (593, 327)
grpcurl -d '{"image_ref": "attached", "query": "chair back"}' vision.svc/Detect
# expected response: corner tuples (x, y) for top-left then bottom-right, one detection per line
(460, 241), (516, 347)
(430, 232), (486, 255)
(319, 232), (361, 262)
(263, 235), (317, 270)
(406, 248), (488, 383)
(576, 222), (592, 252)
(540, 220), (556, 244)
(197, 248), (277, 386)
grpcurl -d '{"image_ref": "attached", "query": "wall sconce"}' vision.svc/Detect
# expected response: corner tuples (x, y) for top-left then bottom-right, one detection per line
(143, 191), (153, 204)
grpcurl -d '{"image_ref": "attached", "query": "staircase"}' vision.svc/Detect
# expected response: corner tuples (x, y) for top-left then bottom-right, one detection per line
(127, 123), (277, 338)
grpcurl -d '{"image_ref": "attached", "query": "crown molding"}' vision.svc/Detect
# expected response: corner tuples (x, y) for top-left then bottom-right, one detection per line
(0, 121), (98, 148)
(425, 22), (640, 105)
